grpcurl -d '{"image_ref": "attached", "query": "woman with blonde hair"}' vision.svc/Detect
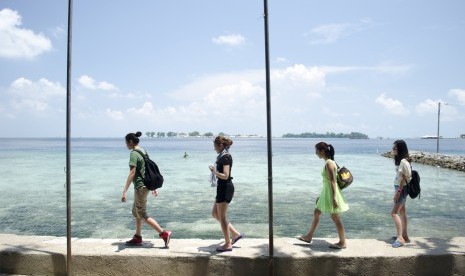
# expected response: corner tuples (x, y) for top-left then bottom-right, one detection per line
(209, 136), (243, 252)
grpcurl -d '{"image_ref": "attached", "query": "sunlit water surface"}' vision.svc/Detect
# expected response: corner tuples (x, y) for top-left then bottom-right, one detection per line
(1, 138), (464, 239)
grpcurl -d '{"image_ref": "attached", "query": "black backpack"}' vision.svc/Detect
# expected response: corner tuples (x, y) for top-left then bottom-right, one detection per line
(133, 149), (164, 190)
(407, 168), (421, 199)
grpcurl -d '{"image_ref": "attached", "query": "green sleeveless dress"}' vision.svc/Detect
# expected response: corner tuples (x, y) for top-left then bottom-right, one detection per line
(316, 159), (349, 214)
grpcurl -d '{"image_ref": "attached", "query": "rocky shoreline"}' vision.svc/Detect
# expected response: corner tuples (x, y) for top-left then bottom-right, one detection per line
(381, 151), (465, 172)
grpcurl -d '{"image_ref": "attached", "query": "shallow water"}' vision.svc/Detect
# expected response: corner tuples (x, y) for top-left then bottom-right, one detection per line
(0, 138), (464, 239)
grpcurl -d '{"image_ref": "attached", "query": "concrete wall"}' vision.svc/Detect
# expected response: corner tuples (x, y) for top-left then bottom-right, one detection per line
(1, 235), (464, 275)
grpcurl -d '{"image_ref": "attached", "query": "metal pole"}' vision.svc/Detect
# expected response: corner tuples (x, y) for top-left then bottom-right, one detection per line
(436, 102), (440, 156)
(66, 0), (73, 274)
(263, 0), (274, 275)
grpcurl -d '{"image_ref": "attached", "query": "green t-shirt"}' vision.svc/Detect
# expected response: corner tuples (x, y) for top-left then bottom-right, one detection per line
(129, 148), (146, 190)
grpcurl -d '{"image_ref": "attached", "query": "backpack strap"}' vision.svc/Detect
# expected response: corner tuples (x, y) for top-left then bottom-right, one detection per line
(132, 149), (147, 180)
(401, 161), (413, 186)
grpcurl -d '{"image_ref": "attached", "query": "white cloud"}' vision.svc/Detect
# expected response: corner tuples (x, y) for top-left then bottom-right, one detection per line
(109, 92), (136, 99)
(98, 81), (117, 90)
(127, 101), (155, 117)
(275, 57), (289, 63)
(0, 8), (52, 59)
(449, 89), (465, 106)
(321, 63), (412, 75)
(128, 80), (265, 124)
(308, 18), (374, 45)
(415, 98), (439, 114)
(106, 108), (124, 120)
(309, 23), (352, 44)
(124, 64), (328, 134)
(415, 98), (458, 122)
(172, 64), (326, 104)
(78, 75), (118, 91)
(375, 93), (409, 115)
(212, 34), (245, 46)
(204, 80), (264, 108)
(170, 70), (264, 101)
(50, 25), (65, 38)
(8, 77), (65, 112)
(273, 64), (325, 84)
(271, 64), (326, 103)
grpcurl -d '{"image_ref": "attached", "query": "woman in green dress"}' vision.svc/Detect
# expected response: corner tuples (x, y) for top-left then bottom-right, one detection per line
(298, 142), (349, 249)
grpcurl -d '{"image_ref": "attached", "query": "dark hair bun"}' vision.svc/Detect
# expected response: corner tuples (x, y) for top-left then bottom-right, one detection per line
(135, 131), (142, 137)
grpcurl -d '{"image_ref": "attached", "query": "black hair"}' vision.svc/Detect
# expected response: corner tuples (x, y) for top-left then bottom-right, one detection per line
(125, 131), (142, 145)
(315, 141), (335, 160)
(393, 140), (410, 165)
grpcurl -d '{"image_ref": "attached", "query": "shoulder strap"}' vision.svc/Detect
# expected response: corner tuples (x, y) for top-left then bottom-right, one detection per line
(132, 149), (147, 179)
(133, 149), (147, 159)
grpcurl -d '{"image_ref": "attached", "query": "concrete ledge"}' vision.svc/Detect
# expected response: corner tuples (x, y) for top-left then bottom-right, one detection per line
(1, 234), (464, 275)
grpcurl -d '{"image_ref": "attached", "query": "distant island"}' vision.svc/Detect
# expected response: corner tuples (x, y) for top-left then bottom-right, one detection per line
(143, 131), (262, 138)
(143, 131), (368, 139)
(282, 132), (369, 139)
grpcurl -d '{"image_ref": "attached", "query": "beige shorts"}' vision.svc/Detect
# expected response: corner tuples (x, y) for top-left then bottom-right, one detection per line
(132, 186), (150, 219)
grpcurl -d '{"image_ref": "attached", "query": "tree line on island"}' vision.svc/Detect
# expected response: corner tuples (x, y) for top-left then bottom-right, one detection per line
(144, 131), (369, 139)
(145, 131), (217, 138)
(282, 132), (369, 139)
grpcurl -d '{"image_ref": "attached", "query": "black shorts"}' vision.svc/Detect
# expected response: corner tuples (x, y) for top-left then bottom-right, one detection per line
(216, 181), (235, 203)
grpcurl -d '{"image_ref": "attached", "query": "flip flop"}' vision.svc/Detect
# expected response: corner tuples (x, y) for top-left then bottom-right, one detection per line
(392, 236), (411, 243)
(297, 236), (312, 244)
(232, 233), (243, 245)
(329, 243), (346, 249)
(392, 240), (404, 248)
(216, 246), (233, 252)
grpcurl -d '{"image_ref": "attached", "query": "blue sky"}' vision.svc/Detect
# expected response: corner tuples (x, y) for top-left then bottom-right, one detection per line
(1, 0), (464, 138)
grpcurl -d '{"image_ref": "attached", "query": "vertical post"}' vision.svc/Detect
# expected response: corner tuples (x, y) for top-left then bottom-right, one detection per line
(262, 0), (274, 275)
(66, 0), (73, 274)
(436, 102), (441, 156)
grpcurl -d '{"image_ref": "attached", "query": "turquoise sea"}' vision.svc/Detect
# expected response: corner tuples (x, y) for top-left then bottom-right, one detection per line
(0, 138), (464, 240)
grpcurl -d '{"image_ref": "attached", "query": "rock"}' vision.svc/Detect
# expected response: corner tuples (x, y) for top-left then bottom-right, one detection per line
(381, 151), (465, 172)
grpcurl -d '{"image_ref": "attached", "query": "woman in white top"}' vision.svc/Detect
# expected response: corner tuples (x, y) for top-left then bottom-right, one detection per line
(391, 140), (411, 248)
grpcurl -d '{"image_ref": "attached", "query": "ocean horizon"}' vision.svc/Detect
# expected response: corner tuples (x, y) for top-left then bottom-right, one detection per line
(1, 135), (464, 139)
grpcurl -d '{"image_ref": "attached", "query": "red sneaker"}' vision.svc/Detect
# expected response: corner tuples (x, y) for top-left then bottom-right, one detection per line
(125, 235), (142, 246)
(159, 230), (171, 247)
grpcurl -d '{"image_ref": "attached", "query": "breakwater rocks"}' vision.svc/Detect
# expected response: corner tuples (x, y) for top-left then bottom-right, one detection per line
(381, 151), (465, 172)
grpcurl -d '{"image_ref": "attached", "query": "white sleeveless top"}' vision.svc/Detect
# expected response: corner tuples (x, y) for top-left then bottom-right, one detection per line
(394, 158), (412, 186)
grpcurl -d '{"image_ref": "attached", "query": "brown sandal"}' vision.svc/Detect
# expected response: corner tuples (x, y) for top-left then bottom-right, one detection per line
(297, 236), (312, 244)
(329, 243), (346, 249)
